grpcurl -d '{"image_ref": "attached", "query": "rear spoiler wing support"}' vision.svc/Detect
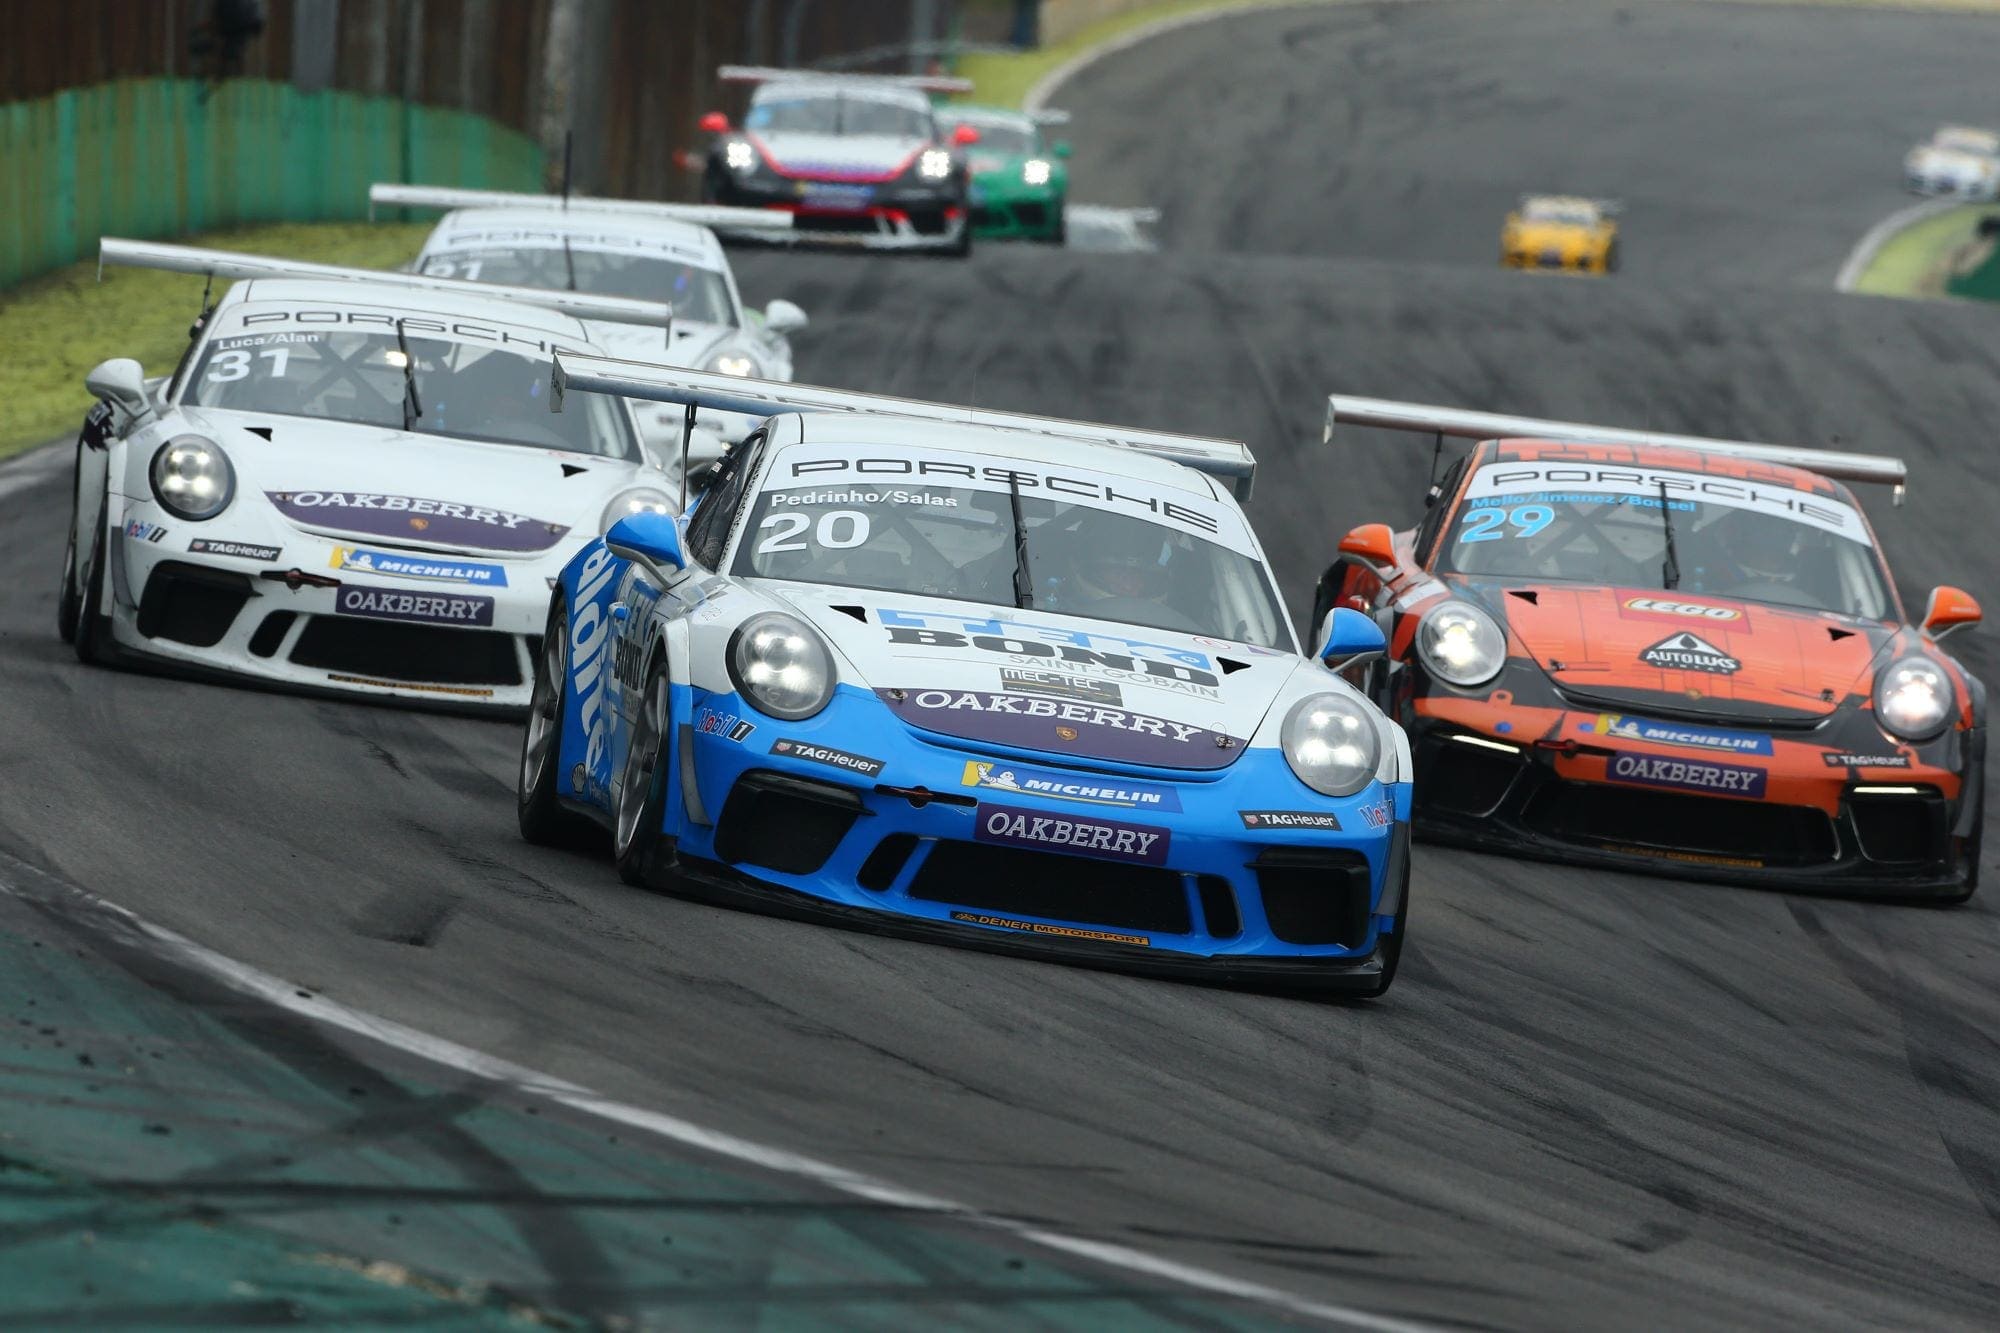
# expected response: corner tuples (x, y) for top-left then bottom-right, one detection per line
(1324, 393), (1907, 504)
(553, 354), (1258, 500)
(98, 238), (675, 345)
(367, 184), (793, 232)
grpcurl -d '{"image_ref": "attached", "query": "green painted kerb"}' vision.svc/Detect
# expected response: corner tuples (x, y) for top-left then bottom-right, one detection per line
(0, 79), (543, 290)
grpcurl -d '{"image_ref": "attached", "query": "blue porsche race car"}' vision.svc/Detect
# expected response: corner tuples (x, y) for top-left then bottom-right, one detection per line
(516, 359), (1415, 994)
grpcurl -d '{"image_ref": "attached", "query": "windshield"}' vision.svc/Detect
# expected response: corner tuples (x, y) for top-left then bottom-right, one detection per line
(732, 446), (1289, 647)
(1522, 201), (1597, 225)
(1442, 462), (1893, 619)
(418, 248), (736, 325)
(747, 92), (934, 139)
(186, 327), (638, 460)
(1934, 128), (1998, 154)
(946, 118), (1035, 156)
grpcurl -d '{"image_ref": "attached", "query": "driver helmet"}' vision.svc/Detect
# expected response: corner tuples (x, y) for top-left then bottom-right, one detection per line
(1068, 514), (1173, 602)
(1718, 509), (1797, 581)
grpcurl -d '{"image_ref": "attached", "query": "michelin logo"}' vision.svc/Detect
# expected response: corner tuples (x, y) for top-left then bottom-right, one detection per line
(331, 546), (507, 587)
(960, 761), (1182, 811)
(1580, 713), (1772, 757)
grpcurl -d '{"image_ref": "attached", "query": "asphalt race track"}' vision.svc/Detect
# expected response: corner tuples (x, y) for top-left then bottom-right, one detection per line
(4, 2), (2000, 1326)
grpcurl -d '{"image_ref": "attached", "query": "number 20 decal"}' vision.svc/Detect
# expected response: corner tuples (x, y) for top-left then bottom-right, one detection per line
(756, 509), (872, 556)
(1459, 504), (1554, 543)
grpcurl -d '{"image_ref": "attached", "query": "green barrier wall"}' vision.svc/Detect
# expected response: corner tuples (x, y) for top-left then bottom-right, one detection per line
(0, 79), (542, 290)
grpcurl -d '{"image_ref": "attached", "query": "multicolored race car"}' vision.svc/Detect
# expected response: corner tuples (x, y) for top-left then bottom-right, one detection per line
(1500, 195), (1620, 275)
(1312, 395), (1983, 900)
(515, 362), (1415, 994)
(935, 105), (1071, 244)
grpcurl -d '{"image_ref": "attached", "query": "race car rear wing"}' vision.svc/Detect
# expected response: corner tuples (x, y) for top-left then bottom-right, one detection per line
(554, 353), (1258, 499)
(98, 238), (675, 342)
(1324, 394), (1907, 502)
(367, 184), (793, 232)
(717, 64), (973, 94)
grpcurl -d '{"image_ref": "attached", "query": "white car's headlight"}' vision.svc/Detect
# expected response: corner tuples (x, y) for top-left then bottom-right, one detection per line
(917, 149), (953, 180)
(703, 350), (758, 377)
(1416, 599), (1506, 687)
(1282, 694), (1381, 798)
(600, 487), (674, 532)
(149, 435), (234, 521)
(725, 140), (756, 172)
(1023, 158), (1052, 186)
(1875, 656), (1953, 740)
(728, 612), (835, 720)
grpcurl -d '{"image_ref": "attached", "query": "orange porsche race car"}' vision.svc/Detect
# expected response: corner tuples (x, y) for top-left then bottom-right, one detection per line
(1313, 396), (1984, 900)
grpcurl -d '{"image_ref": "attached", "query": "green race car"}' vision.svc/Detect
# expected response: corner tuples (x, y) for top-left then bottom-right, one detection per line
(938, 105), (1071, 244)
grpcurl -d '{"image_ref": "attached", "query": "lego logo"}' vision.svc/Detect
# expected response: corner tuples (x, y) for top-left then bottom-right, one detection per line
(1626, 598), (1739, 620)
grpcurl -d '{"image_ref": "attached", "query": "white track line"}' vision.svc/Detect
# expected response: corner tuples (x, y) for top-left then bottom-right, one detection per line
(0, 858), (1434, 1332)
(1834, 197), (1962, 292)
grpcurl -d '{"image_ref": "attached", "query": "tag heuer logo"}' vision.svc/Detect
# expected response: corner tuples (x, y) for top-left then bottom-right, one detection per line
(1641, 632), (1740, 675)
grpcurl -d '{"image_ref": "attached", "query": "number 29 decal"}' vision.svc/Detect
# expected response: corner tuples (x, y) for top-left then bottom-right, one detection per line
(1458, 504), (1554, 543)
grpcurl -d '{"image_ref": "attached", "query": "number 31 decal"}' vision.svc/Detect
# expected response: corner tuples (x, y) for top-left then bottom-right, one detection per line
(1459, 504), (1553, 543)
(756, 509), (872, 555)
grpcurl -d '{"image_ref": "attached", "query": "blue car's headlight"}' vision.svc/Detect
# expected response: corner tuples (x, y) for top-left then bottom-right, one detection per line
(728, 612), (835, 720)
(1282, 694), (1380, 798)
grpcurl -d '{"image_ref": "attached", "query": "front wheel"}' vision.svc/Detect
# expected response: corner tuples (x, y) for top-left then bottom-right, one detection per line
(613, 655), (676, 888)
(1359, 848), (1411, 998)
(72, 514), (112, 665)
(518, 598), (603, 849)
(56, 460), (83, 644)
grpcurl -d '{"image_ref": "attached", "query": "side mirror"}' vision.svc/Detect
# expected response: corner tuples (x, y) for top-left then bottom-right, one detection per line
(951, 123), (980, 147)
(605, 511), (686, 572)
(699, 111), (730, 134)
(1317, 607), (1386, 667)
(1923, 585), (1981, 640)
(85, 357), (154, 424)
(763, 298), (809, 334)
(1053, 140), (1073, 158)
(1337, 521), (1398, 569)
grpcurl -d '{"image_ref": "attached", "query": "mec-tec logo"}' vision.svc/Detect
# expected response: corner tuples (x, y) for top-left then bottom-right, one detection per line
(1640, 632), (1740, 675)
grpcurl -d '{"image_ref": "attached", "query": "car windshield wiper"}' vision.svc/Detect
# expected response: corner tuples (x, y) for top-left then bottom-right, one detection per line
(395, 319), (422, 433)
(1008, 473), (1033, 609)
(1657, 479), (1680, 590)
(561, 234), (577, 291)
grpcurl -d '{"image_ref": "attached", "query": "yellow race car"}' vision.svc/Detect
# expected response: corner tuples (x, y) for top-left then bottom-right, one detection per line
(1500, 195), (1620, 274)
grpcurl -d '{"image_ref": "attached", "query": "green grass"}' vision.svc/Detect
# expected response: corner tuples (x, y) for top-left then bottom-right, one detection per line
(1848, 204), (1989, 298)
(954, 0), (1332, 109)
(0, 221), (429, 460)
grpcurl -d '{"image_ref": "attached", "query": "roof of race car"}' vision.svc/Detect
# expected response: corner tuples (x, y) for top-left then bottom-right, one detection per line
(785, 413), (1222, 497)
(751, 78), (932, 111)
(939, 104), (1034, 129)
(422, 207), (725, 268)
(1481, 438), (1852, 501)
(221, 278), (601, 340)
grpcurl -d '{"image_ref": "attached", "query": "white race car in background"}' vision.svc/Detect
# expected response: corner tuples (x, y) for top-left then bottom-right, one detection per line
(373, 184), (809, 477)
(1904, 124), (2000, 198)
(61, 240), (678, 711)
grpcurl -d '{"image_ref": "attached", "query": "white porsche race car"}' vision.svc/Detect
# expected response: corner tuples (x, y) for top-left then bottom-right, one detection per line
(60, 240), (679, 711)
(1904, 124), (2000, 199)
(372, 184), (809, 458)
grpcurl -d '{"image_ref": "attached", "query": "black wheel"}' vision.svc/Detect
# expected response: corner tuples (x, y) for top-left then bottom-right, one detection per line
(1360, 850), (1411, 998)
(1940, 797), (1981, 905)
(612, 654), (676, 888)
(945, 218), (973, 258)
(72, 511), (112, 665)
(56, 453), (83, 644)
(1040, 210), (1067, 246)
(518, 597), (603, 849)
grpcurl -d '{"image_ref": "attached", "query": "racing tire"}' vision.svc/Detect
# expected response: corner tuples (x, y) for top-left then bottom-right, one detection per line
(944, 220), (973, 259)
(72, 510), (112, 666)
(612, 654), (676, 889)
(518, 597), (603, 850)
(1036, 212), (1067, 247)
(1937, 800), (1982, 906)
(56, 453), (83, 645)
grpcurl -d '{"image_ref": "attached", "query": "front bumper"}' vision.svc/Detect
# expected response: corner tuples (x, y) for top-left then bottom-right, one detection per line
(712, 176), (969, 250)
(1403, 698), (1977, 896)
(585, 686), (1409, 985)
(968, 181), (1064, 240)
(102, 495), (574, 710)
